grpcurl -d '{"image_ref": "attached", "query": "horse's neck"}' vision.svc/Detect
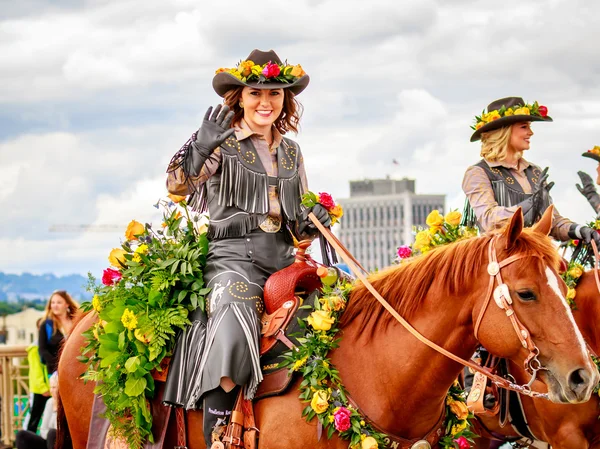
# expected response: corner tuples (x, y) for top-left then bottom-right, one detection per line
(332, 293), (478, 439)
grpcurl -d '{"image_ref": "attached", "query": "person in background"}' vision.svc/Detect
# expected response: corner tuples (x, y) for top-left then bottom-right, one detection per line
(39, 290), (78, 374)
(576, 145), (600, 217)
(15, 372), (58, 449)
(24, 317), (50, 433)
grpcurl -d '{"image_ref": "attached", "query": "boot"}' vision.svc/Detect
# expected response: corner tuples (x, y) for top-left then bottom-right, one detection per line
(203, 386), (239, 447)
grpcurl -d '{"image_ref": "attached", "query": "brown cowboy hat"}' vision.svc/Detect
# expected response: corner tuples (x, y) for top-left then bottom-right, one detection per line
(470, 96), (553, 142)
(582, 147), (600, 163)
(212, 49), (310, 98)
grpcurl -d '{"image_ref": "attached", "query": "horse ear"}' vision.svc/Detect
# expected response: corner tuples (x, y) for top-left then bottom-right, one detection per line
(531, 205), (554, 236)
(504, 207), (524, 250)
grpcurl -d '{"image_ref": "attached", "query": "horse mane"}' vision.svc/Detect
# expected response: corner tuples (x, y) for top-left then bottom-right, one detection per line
(339, 227), (560, 335)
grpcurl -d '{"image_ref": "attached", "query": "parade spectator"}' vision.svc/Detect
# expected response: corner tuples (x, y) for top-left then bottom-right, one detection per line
(15, 373), (58, 449)
(39, 290), (78, 374)
(163, 49), (330, 447)
(24, 318), (50, 433)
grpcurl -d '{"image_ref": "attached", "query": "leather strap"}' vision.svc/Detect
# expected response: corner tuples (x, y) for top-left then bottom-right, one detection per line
(175, 407), (187, 449)
(308, 213), (549, 398)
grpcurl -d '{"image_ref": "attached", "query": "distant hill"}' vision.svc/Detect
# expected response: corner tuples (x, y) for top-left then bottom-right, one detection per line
(0, 272), (92, 303)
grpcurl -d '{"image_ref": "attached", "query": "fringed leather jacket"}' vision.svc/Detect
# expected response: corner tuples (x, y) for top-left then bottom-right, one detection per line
(167, 134), (305, 240)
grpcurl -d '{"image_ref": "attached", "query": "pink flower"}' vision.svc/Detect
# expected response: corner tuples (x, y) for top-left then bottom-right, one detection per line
(453, 436), (470, 449)
(397, 245), (412, 259)
(318, 192), (336, 211)
(262, 62), (281, 78)
(333, 407), (351, 432)
(102, 268), (122, 286)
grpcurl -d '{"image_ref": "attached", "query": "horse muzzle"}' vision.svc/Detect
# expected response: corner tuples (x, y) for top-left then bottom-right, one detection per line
(541, 364), (598, 404)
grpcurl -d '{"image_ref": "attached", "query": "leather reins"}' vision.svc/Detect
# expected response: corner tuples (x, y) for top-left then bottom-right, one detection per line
(309, 213), (549, 399)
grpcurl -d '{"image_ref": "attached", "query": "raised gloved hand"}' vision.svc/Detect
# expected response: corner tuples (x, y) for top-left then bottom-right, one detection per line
(185, 105), (235, 177)
(516, 167), (550, 224)
(568, 224), (600, 247)
(576, 171), (600, 213)
(298, 204), (332, 236)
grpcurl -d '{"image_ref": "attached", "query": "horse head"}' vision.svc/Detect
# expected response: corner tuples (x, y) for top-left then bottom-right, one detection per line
(475, 206), (598, 404)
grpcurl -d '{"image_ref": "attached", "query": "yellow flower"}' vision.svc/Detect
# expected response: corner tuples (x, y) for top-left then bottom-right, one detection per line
(413, 230), (432, 251)
(310, 390), (329, 414)
(451, 421), (468, 436)
(92, 295), (102, 312)
(167, 193), (187, 204)
(215, 68), (227, 74)
(428, 225), (442, 235)
(448, 400), (469, 420)
(238, 60), (254, 77)
(322, 295), (346, 312)
(360, 420), (365, 426)
(227, 68), (242, 80)
(108, 248), (127, 268)
(93, 322), (100, 340)
(133, 244), (149, 263)
(330, 204), (344, 219)
(566, 287), (576, 300)
(426, 210), (444, 227)
(445, 210), (462, 226)
(292, 356), (308, 371)
(251, 65), (263, 76)
(487, 110), (501, 121)
(125, 220), (145, 241)
(513, 107), (530, 116)
(504, 107), (514, 116)
(290, 64), (306, 77)
(328, 414), (334, 423)
(361, 436), (378, 449)
(568, 266), (583, 279)
(121, 309), (138, 330)
(307, 310), (335, 331)
(475, 121), (485, 130)
(196, 222), (209, 235)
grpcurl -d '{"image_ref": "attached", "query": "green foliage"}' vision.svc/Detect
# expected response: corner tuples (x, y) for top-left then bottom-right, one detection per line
(80, 199), (210, 448)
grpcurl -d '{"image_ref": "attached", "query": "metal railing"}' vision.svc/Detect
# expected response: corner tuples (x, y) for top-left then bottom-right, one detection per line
(0, 345), (29, 447)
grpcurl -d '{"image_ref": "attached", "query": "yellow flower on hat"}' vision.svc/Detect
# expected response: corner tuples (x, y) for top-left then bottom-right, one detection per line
(487, 110), (501, 121)
(228, 68), (242, 80)
(504, 107), (514, 116)
(290, 64), (306, 77)
(475, 121), (485, 130)
(238, 60), (254, 77)
(513, 107), (530, 116)
(251, 65), (262, 76)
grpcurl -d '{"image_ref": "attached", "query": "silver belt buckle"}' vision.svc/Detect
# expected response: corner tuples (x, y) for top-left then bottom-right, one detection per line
(259, 215), (282, 233)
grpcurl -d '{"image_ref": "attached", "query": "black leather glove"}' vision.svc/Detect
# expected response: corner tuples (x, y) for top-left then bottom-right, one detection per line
(518, 167), (553, 224)
(576, 171), (600, 213)
(184, 105), (235, 177)
(298, 204), (332, 236)
(568, 224), (600, 247)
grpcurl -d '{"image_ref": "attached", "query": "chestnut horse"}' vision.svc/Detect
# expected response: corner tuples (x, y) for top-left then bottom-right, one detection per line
(473, 268), (600, 449)
(58, 208), (598, 449)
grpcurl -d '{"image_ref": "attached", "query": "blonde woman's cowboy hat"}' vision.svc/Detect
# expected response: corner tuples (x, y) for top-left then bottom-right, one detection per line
(582, 146), (600, 163)
(470, 96), (553, 142)
(212, 49), (310, 98)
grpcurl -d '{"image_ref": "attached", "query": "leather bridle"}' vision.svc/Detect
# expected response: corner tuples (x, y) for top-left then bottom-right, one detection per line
(309, 213), (550, 399)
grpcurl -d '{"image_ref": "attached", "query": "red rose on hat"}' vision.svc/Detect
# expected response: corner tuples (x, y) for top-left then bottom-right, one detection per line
(262, 62), (281, 78)
(538, 105), (548, 117)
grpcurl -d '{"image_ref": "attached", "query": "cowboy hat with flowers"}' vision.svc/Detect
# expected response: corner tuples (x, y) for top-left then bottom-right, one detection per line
(582, 145), (600, 163)
(212, 49), (309, 97)
(470, 96), (552, 142)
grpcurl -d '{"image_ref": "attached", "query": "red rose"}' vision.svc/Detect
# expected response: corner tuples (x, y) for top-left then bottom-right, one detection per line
(318, 192), (336, 211)
(453, 436), (470, 449)
(397, 245), (412, 259)
(333, 407), (351, 432)
(102, 267), (122, 286)
(538, 105), (548, 117)
(262, 62), (281, 79)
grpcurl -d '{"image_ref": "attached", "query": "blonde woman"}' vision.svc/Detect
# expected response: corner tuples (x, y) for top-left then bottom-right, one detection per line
(39, 290), (78, 374)
(462, 96), (600, 246)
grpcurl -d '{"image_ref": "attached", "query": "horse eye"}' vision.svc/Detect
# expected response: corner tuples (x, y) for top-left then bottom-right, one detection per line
(517, 290), (536, 302)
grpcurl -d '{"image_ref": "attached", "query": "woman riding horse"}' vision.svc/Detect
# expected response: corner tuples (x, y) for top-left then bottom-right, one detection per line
(163, 49), (330, 448)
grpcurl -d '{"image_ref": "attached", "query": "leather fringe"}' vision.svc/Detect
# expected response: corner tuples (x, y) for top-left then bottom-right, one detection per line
(278, 173), (302, 221)
(207, 213), (267, 240)
(219, 154), (269, 215)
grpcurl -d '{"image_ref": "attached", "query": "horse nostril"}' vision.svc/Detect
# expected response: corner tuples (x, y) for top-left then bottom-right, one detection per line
(568, 368), (590, 393)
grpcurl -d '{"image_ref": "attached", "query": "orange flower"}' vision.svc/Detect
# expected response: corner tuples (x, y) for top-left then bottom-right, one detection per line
(290, 64), (306, 77)
(167, 193), (187, 204)
(125, 220), (145, 241)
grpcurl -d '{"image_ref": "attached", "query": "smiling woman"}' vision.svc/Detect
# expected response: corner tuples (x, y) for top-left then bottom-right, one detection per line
(163, 49), (333, 448)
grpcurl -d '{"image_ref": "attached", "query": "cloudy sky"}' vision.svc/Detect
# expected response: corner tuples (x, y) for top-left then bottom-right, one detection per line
(2, 0), (600, 277)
